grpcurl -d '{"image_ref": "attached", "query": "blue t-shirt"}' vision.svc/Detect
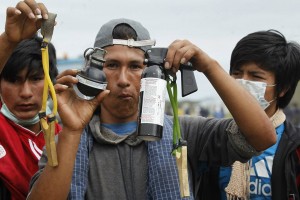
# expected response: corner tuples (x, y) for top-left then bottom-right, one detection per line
(101, 121), (137, 135)
(219, 123), (284, 199)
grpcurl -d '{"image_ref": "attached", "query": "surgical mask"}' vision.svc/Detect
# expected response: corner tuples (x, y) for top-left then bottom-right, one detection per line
(0, 101), (52, 126)
(236, 79), (276, 110)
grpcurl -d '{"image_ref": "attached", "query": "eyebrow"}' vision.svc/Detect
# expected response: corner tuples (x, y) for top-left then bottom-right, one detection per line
(234, 68), (266, 74)
(248, 70), (266, 75)
(105, 58), (144, 64)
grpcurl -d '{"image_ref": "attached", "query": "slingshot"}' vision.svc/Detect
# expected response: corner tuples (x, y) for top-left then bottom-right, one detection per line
(39, 13), (58, 167)
(167, 75), (190, 198)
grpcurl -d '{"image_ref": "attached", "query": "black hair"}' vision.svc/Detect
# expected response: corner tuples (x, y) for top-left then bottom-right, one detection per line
(230, 30), (300, 108)
(1, 36), (58, 82)
(112, 23), (138, 40)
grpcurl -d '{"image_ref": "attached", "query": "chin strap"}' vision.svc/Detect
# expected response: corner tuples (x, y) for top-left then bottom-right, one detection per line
(167, 75), (190, 198)
(39, 13), (58, 167)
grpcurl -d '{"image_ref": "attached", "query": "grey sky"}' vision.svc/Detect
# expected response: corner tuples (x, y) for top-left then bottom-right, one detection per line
(1, 0), (300, 101)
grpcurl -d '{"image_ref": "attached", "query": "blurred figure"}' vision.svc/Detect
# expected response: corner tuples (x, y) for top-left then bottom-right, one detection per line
(199, 106), (210, 117)
(285, 102), (300, 127)
(213, 104), (225, 119)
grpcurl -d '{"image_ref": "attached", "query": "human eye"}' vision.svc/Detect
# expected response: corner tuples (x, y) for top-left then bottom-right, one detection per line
(251, 72), (265, 80)
(8, 77), (19, 83)
(31, 75), (44, 82)
(253, 75), (263, 79)
(231, 70), (242, 78)
(6, 75), (22, 83)
(130, 64), (143, 71)
(105, 62), (118, 69)
(37, 76), (44, 81)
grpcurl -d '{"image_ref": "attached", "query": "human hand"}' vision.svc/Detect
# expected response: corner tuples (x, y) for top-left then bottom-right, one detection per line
(54, 69), (110, 133)
(164, 39), (216, 75)
(4, 0), (49, 44)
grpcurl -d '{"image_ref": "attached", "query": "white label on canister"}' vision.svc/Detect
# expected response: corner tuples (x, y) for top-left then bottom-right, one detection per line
(140, 78), (166, 126)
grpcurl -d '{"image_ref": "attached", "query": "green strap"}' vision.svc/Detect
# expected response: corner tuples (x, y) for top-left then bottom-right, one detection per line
(166, 77), (182, 156)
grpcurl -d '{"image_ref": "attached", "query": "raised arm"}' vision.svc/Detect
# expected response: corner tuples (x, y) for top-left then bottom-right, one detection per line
(0, 0), (48, 73)
(164, 39), (276, 151)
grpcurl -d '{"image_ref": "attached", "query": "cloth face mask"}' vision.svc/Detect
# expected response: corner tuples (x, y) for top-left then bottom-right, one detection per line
(236, 79), (276, 110)
(0, 100), (52, 126)
(0, 103), (40, 126)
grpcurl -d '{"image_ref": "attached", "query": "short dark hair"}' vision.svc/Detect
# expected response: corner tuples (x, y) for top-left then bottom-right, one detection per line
(230, 30), (300, 108)
(94, 18), (152, 52)
(112, 23), (138, 40)
(1, 36), (58, 82)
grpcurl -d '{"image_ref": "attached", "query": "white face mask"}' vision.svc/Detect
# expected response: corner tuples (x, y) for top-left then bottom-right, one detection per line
(0, 97), (52, 126)
(236, 79), (276, 110)
(0, 103), (40, 126)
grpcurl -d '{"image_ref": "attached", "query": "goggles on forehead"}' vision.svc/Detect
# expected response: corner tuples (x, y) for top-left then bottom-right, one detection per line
(112, 39), (156, 48)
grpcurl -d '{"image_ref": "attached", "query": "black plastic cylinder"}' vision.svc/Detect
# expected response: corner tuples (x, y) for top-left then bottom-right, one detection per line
(137, 64), (167, 141)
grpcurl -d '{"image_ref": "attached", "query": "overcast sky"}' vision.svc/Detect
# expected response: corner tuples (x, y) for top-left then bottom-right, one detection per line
(1, 0), (300, 101)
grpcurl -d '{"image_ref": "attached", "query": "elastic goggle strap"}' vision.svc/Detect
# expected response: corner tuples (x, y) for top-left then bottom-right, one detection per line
(112, 38), (156, 47)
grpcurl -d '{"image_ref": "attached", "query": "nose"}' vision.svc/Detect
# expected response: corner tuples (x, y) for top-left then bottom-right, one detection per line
(19, 81), (33, 98)
(117, 67), (130, 88)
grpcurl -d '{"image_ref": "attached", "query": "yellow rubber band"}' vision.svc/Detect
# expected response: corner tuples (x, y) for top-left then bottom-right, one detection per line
(41, 46), (57, 115)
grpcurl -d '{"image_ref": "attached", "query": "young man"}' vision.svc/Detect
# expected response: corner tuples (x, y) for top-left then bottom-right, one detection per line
(0, 2), (60, 199)
(28, 18), (276, 199)
(200, 30), (300, 200)
(0, 36), (61, 200)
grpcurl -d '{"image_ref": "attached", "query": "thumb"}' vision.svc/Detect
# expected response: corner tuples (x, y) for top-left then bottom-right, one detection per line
(90, 89), (110, 107)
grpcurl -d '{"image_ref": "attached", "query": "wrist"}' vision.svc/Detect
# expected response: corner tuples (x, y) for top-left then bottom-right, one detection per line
(0, 32), (19, 73)
(58, 128), (82, 147)
(202, 59), (220, 76)
(60, 126), (84, 137)
(0, 32), (18, 50)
